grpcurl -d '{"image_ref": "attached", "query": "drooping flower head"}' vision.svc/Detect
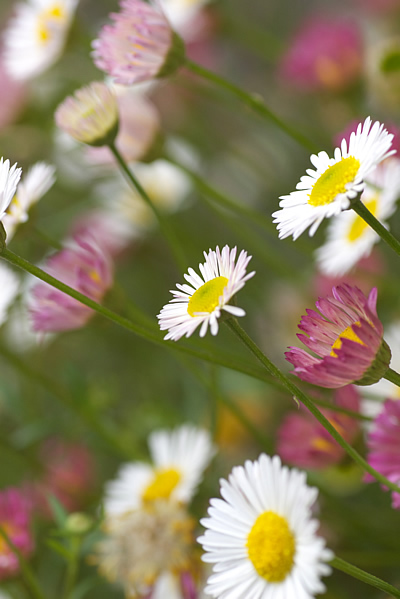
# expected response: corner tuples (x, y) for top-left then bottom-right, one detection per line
(3, 0), (79, 81)
(92, 0), (186, 86)
(0, 488), (34, 580)
(277, 385), (361, 469)
(55, 82), (119, 146)
(0, 157), (22, 222)
(316, 158), (400, 276)
(29, 235), (113, 332)
(3, 162), (56, 240)
(158, 245), (255, 341)
(272, 117), (395, 240)
(280, 16), (363, 92)
(286, 284), (390, 388)
(366, 399), (400, 509)
(198, 454), (333, 599)
(105, 424), (216, 516)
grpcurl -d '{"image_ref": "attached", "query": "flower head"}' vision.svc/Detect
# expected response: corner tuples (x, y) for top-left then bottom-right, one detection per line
(0, 157), (22, 222)
(316, 158), (400, 276)
(272, 117), (395, 240)
(286, 284), (390, 388)
(92, 0), (185, 86)
(3, 0), (78, 80)
(366, 399), (400, 509)
(29, 235), (113, 332)
(158, 245), (255, 341)
(3, 162), (55, 240)
(0, 488), (34, 580)
(105, 424), (215, 516)
(198, 454), (332, 599)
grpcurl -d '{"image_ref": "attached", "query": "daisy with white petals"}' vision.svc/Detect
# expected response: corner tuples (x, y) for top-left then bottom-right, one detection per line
(104, 424), (216, 516)
(3, 0), (79, 81)
(0, 157), (22, 221)
(316, 158), (400, 275)
(158, 245), (255, 341)
(273, 117), (395, 240)
(198, 454), (333, 599)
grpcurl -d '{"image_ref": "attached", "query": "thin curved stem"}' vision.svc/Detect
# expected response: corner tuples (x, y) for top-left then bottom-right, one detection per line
(383, 367), (400, 388)
(352, 199), (400, 258)
(331, 556), (400, 598)
(185, 59), (318, 153)
(226, 318), (400, 495)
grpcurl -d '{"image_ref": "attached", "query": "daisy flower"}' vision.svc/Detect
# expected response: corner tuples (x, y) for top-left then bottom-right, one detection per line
(157, 245), (255, 341)
(3, 162), (55, 240)
(286, 284), (391, 388)
(0, 157), (22, 222)
(104, 424), (216, 516)
(198, 454), (333, 599)
(272, 117), (395, 240)
(3, 0), (79, 81)
(316, 158), (400, 276)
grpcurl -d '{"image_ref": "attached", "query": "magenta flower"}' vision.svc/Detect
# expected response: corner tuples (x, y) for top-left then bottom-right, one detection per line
(29, 236), (113, 332)
(280, 16), (363, 92)
(366, 399), (400, 509)
(92, 0), (185, 85)
(277, 385), (360, 469)
(286, 284), (391, 388)
(0, 488), (34, 580)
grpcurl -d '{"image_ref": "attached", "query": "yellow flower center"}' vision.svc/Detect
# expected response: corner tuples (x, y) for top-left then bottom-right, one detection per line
(347, 197), (378, 242)
(142, 468), (181, 502)
(246, 511), (296, 583)
(308, 156), (361, 207)
(187, 276), (228, 317)
(36, 3), (66, 44)
(330, 321), (365, 357)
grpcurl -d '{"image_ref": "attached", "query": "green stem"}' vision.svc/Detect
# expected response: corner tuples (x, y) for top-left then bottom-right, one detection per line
(62, 537), (81, 599)
(226, 318), (400, 495)
(185, 59), (318, 153)
(383, 367), (400, 388)
(331, 556), (400, 598)
(352, 199), (400, 258)
(0, 526), (46, 599)
(108, 142), (187, 272)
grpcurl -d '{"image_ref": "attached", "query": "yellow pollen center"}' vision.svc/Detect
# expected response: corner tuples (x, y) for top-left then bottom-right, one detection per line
(36, 4), (65, 44)
(142, 468), (181, 502)
(347, 197), (378, 242)
(308, 156), (360, 207)
(330, 321), (365, 357)
(246, 511), (296, 583)
(187, 276), (228, 317)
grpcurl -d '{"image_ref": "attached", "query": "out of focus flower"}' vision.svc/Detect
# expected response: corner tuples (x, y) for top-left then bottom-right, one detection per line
(0, 263), (20, 326)
(159, 0), (210, 36)
(94, 499), (196, 597)
(86, 88), (161, 165)
(273, 117), (394, 240)
(71, 209), (137, 258)
(280, 16), (363, 92)
(0, 157), (22, 221)
(0, 488), (34, 580)
(0, 53), (27, 129)
(278, 385), (360, 469)
(55, 82), (119, 147)
(92, 0), (185, 86)
(158, 245), (255, 341)
(3, 162), (56, 240)
(366, 399), (400, 509)
(316, 159), (400, 276)
(30, 438), (96, 516)
(198, 454), (332, 599)
(286, 284), (390, 388)
(3, 0), (79, 80)
(29, 236), (113, 332)
(105, 424), (215, 516)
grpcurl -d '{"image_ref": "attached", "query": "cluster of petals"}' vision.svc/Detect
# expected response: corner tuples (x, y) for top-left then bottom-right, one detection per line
(0, 488), (34, 580)
(0, 157), (22, 221)
(29, 235), (113, 332)
(286, 284), (388, 388)
(92, 0), (178, 85)
(278, 385), (361, 469)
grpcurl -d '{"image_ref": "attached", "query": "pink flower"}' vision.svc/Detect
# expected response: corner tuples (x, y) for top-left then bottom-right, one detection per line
(0, 488), (34, 580)
(286, 284), (390, 388)
(280, 16), (363, 92)
(366, 399), (400, 509)
(92, 0), (185, 86)
(29, 236), (113, 332)
(71, 209), (137, 258)
(277, 385), (360, 469)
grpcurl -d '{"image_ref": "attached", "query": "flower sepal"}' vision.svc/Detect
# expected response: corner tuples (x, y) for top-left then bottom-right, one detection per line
(157, 31), (186, 79)
(0, 221), (7, 252)
(354, 338), (391, 385)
